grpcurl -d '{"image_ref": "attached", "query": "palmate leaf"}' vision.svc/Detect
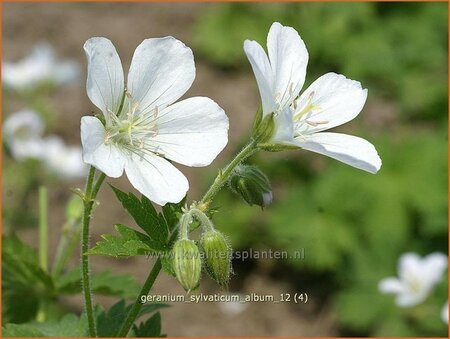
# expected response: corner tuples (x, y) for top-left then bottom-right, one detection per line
(133, 312), (163, 337)
(2, 313), (88, 337)
(56, 267), (141, 299)
(95, 299), (169, 337)
(88, 224), (160, 257)
(110, 185), (169, 245)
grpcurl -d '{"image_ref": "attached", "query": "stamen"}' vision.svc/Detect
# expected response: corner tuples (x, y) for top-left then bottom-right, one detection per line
(305, 120), (329, 127)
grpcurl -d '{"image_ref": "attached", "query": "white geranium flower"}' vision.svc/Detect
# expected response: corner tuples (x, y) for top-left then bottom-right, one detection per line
(441, 301), (448, 324)
(41, 136), (88, 179)
(244, 22), (381, 173)
(81, 37), (229, 205)
(3, 109), (46, 160)
(2, 43), (80, 90)
(378, 252), (448, 307)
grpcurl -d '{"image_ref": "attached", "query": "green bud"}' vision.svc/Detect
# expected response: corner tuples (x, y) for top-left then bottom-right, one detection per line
(229, 165), (272, 208)
(252, 111), (275, 143)
(200, 230), (232, 287)
(172, 239), (202, 292)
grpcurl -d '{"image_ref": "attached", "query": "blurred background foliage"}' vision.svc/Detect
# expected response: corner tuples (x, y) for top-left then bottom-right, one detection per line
(194, 2), (448, 337)
(2, 2), (448, 337)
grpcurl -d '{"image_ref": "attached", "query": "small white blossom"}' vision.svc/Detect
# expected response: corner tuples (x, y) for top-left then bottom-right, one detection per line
(3, 109), (46, 160)
(4, 109), (87, 179)
(378, 252), (448, 307)
(2, 43), (80, 90)
(244, 22), (381, 173)
(441, 301), (448, 324)
(41, 136), (88, 179)
(80, 37), (229, 205)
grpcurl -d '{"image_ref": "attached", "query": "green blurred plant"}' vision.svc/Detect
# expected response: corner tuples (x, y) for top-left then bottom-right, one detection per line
(194, 2), (447, 121)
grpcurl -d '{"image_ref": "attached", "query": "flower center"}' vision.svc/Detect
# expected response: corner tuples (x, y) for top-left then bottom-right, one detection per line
(103, 95), (160, 154)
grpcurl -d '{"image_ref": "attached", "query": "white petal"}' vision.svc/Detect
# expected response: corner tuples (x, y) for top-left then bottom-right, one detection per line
(378, 277), (405, 294)
(41, 136), (87, 179)
(152, 97), (229, 167)
(396, 292), (426, 307)
(267, 22), (308, 110)
(398, 252), (422, 281)
(124, 152), (188, 206)
(8, 138), (47, 161)
(127, 37), (195, 113)
(80, 116), (125, 178)
(84, 37), (124, 117)
(294, 132), (381, 173)
(243, 40), (276, 115)
(294, 73), (368, 134)
(3, 109), (44, 140)
(422, 253), (448, 285)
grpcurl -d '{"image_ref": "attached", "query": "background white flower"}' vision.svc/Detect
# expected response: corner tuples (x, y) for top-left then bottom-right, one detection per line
(2, 43), (80, 90)
(378, 252), (448, 307)
(81, 37), (229, 205)
(441, 301), (448, 324)
(40, 136), (88, 179)
(244, 22), (381, 173)
(3, 109), (46, 160)
(4, 109), (87, 179)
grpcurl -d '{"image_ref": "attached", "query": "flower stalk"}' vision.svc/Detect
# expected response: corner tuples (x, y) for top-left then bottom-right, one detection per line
(200, 139), (258, 206)
(81, 166), (105, 337)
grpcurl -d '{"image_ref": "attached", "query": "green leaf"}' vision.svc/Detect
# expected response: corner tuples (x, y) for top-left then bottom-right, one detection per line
(110, 185), (169, 245)
(2, 313), (88, 337)
(88, 224), (156, 257)
(162, 198), (186, 232)
(56, 267), (141, 298)
(95, 299), (169, 337)
(133, 312), (163, 337)
(2, 234), (55, 323)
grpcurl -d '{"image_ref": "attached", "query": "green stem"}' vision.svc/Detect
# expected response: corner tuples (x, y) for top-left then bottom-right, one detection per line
(116, 259), (162, 337)
(38, 186), (48, 272)
(117, 227), (180, 337)
(117, 141), (260, 337)
(81, 167), (105, 337)
(200, 140), (258, 205)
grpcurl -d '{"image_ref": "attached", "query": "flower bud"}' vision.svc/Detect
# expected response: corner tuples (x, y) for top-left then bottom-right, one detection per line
(229, 165), (272, 208)
(172, 239), (202, 292)
(200, 230), (232, 287)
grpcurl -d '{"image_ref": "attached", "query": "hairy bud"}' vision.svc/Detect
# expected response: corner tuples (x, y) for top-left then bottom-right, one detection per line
(172, 239), (202, 292)
(200, 230), (232, 287)
(229, 164), (272, 208)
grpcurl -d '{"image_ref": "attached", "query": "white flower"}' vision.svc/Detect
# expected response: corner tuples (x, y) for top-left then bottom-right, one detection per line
(441, 301), (448, 324)
(2, 43), (80, 90)
(378, 252), (448, 307)
(41, 136), (88, 179)
(244, 22), (381, 173)
(3, 109), (46, 160)
(81, 37), (229, 205)
(4, 109), (87, 179)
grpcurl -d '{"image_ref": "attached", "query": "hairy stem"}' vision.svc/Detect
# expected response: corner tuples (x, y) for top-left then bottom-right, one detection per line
(200, 140), (258, 206)
(116, 258), (162, 337)
(81, 167), (105, 337)
(117, 140), (260, 336)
